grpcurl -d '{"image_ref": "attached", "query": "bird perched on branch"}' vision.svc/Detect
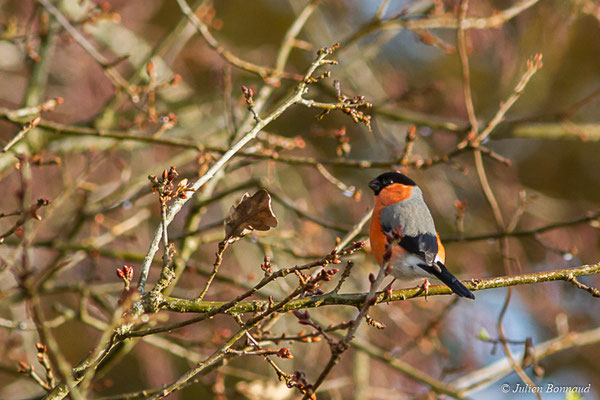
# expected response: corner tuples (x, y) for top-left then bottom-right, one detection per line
(368, 171), (474, 299)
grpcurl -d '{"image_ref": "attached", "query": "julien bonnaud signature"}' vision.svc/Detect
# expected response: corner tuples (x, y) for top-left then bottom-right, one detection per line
(501, 382), (592, 394)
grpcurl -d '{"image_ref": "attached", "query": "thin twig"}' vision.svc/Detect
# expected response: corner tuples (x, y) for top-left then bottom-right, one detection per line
(273, 0), (320, 76)
(269, 190), (349, 232)
(197, 240), (229, 300)
(457, 0), (478, 136)
(337, 209), (371, 250)
(315, 163), (358, 198)
(2, 117), (41, 152)
(566, 275), (600, 297)
(471, 54), (543, 145)
(399, 125), (417, 170)
(443, 210), (600, 243)
(495, 288), (541, 399)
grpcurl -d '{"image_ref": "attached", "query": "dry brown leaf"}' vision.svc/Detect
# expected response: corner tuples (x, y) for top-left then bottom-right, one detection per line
(224, 189), (278, 242)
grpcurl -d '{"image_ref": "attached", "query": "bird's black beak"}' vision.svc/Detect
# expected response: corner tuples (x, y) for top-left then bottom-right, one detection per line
(368, 179), (381, 193)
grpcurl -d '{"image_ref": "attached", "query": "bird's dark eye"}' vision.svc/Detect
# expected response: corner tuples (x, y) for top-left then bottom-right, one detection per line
(384, 179), (393, 185)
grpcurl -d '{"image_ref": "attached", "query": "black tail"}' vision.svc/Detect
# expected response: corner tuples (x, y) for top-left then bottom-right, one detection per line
(432, 262), (475, 299)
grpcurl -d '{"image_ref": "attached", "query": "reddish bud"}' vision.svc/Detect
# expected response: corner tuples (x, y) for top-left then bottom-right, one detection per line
(123, 265), (134, 280)
(17, 361), (29, 373)
(293, 310), (309, 320)
(277, 348), (294, 359)
(146, 60), (155, 74)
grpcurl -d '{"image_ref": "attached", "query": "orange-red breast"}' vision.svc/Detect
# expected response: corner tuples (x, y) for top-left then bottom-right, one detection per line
(368, 172), (474, 299)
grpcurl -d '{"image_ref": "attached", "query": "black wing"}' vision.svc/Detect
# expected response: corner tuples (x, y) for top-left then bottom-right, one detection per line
(397, 233), (438, 266)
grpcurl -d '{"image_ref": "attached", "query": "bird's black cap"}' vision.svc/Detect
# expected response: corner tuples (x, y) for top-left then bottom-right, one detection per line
(368, 171), (417, 195)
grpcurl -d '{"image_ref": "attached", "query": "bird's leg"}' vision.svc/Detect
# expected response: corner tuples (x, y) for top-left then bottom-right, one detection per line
(419, 278), (430, 301)
(384, 278), (396, 303)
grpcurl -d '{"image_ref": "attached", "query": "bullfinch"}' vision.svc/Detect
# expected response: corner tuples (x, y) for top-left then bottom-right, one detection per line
(368, 171), (475, 299)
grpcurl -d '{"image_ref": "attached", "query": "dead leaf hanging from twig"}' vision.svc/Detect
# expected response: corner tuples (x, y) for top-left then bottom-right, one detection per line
(224, 189), (278, 243)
